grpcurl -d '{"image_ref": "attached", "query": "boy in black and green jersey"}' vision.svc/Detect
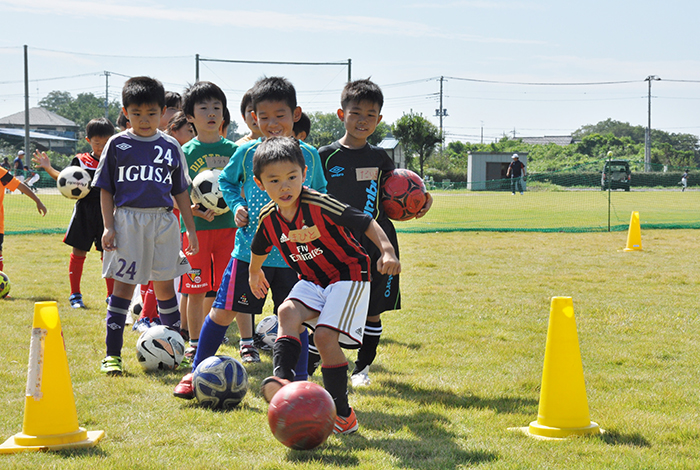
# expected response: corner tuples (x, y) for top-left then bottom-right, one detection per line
(317, 79), (432, 387)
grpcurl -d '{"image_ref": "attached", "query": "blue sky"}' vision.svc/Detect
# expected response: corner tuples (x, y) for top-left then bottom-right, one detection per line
(1, 0), (698, 143)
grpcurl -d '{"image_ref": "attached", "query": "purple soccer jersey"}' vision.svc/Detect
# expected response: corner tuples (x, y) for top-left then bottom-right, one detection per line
(93, 130), (189, 208)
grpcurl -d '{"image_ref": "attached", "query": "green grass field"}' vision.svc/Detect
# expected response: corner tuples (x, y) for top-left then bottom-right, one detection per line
(1, 228), (699, 469)
(4, 188), (700, 235)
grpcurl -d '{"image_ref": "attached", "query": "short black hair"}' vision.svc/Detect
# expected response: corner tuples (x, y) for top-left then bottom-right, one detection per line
(164, 91), (182, 110)
(341, 78), (384, 111)
(250, 77), (297, 114)
(253, 136), (305, 180)
(122, 76), (165, 109)
(116, 109), (129, 130)
(86, 118), (115, 139)
(293, 112), (311, 138)
(222, 106), (231, 136)
(239, 89), (254, 117)
(183, 81), (227, 118)
(166, 111), (191, 134)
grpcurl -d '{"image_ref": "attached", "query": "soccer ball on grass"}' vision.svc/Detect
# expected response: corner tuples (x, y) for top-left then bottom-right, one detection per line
(0, 271), (10, 298)
(255, 315), (278, 349)
(192, 355), (248, 409)
(136, 325), (185, 371)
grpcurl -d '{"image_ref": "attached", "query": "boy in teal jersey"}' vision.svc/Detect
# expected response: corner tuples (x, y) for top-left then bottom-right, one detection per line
(179, 81), (238, 366)
(174, 77), (327, 399)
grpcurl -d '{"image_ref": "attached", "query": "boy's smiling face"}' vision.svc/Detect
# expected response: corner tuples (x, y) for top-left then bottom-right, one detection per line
(253, 100), (301, 138)
(338, 99), (382, 144)
(124, 103), (164, 138)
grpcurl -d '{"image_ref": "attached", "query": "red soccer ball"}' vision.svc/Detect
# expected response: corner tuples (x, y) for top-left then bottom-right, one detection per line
(380, 169), (427, 221)
(268, 381), (337, 450)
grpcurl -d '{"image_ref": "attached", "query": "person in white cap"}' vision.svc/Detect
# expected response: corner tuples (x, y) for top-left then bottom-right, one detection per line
(507, 153), (526, 195)
(12, 151), (25, 183)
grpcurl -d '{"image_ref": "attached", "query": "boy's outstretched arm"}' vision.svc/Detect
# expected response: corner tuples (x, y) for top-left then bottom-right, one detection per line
(173, 190), (199, 256)
(364, 219), (401, 276)
(16, 182), (47, 216)
(31, 150), (60, 180)
(249, 253), (270, 299)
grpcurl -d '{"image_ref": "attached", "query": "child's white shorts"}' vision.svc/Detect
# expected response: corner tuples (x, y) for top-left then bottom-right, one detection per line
(288, 280), (370, 349)
(102, 206), (191, 285)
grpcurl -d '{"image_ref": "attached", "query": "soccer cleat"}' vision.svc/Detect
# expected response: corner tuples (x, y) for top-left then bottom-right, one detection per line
(334, 408), (359, 435)
(100, 356), (123, 376)
(132, 317), (151, 333)
(351, 366), (371, 388)
(150, 317), (162, 327)
(261, 376), (290, 403)
(173, 373), (195, 399)
(69, 293), (86, 309)
(179, 346), (196, 369)
(180, 329), (190, 343)
(240, 344), (260, 364)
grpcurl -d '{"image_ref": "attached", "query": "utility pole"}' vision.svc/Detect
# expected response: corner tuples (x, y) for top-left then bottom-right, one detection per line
(195, 54), (200, 82)
(347, 58), (351, 83)
(644, 75), (660, 172)
(104, 71), (110, 119)
(480, 121), (484, 144)
(434, 76), (447, 150)
(23, 45), (30, 167)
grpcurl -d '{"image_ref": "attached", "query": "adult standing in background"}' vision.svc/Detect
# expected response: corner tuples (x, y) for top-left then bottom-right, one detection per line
(507, 153), (526, 195)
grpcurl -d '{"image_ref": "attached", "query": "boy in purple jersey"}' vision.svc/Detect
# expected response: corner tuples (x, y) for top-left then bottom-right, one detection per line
(250, 137), (400, 434)
(317, 79), (433, 387)
(93, 76), (199, 376)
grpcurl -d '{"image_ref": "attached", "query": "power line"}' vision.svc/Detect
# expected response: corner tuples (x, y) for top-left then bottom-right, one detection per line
(444, 76), (640, 86)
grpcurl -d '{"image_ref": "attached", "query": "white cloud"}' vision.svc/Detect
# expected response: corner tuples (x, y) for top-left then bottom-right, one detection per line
(0, 0), (542, 45)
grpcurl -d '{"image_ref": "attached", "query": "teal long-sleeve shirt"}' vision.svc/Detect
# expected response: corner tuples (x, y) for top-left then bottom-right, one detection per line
(218, 138), (327, 268)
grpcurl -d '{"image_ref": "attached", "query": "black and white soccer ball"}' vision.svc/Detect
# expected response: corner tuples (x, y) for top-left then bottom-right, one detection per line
(136, 325), (185, 371)
(57, 166), (91, 199)
(192, 355), (248, 409)
(255, 315), (278, 349)
(191, 169), (229, 216)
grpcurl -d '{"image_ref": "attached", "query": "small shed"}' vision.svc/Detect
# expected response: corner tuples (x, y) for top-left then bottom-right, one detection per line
(467, 152), (528, 191)
(377, 135), (406, 169)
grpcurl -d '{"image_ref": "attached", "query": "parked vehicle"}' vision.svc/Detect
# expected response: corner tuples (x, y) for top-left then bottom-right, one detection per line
(601, 160), (631, 191)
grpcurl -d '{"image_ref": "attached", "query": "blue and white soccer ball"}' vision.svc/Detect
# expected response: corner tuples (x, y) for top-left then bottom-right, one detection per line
(192, 355), (248, 409)
(255, 315), (278, 349)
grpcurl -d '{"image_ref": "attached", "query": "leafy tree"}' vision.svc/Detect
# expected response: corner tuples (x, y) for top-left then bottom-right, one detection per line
(39, 91), (122, 153)
(392, 112), (442, 177)
(368, 121), (391, 146)
(307, 111), (346, 149)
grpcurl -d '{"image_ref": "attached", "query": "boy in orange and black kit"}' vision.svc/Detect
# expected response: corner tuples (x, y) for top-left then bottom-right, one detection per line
(33, 118), (116, 308)
(315, 79), (432, 387)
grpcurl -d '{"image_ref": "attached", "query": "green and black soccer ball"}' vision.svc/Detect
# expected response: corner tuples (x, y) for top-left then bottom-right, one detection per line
(0, 271), (10, 298)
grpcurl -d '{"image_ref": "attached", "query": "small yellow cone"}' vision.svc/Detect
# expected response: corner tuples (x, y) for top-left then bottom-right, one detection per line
(0, 302), (104, 454)
(527, 297), (601, 439)
(623, 211), (642, 251)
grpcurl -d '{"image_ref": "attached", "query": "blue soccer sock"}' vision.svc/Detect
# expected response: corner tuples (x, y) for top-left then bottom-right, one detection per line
(192, 315), (228, 370)
(294, 329), (309, 381)
(106, 296), (130, 357)
(157, 296), (180, 331)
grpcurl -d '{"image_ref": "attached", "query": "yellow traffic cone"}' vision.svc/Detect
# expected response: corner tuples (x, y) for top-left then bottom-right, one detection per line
(0, 301), (104, 454)
(623, 211), (642, 251)
(527, 297), (601, 439)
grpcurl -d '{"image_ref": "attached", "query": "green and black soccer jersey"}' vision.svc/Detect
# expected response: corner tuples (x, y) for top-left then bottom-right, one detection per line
(319, 141), (401, 314)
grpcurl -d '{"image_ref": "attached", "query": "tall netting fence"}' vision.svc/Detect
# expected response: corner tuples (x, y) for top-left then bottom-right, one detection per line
(3, 167), (698, 235)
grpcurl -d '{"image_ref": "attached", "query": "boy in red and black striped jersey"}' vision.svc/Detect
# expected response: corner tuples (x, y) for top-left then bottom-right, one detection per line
(250, 137), (400, 435)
